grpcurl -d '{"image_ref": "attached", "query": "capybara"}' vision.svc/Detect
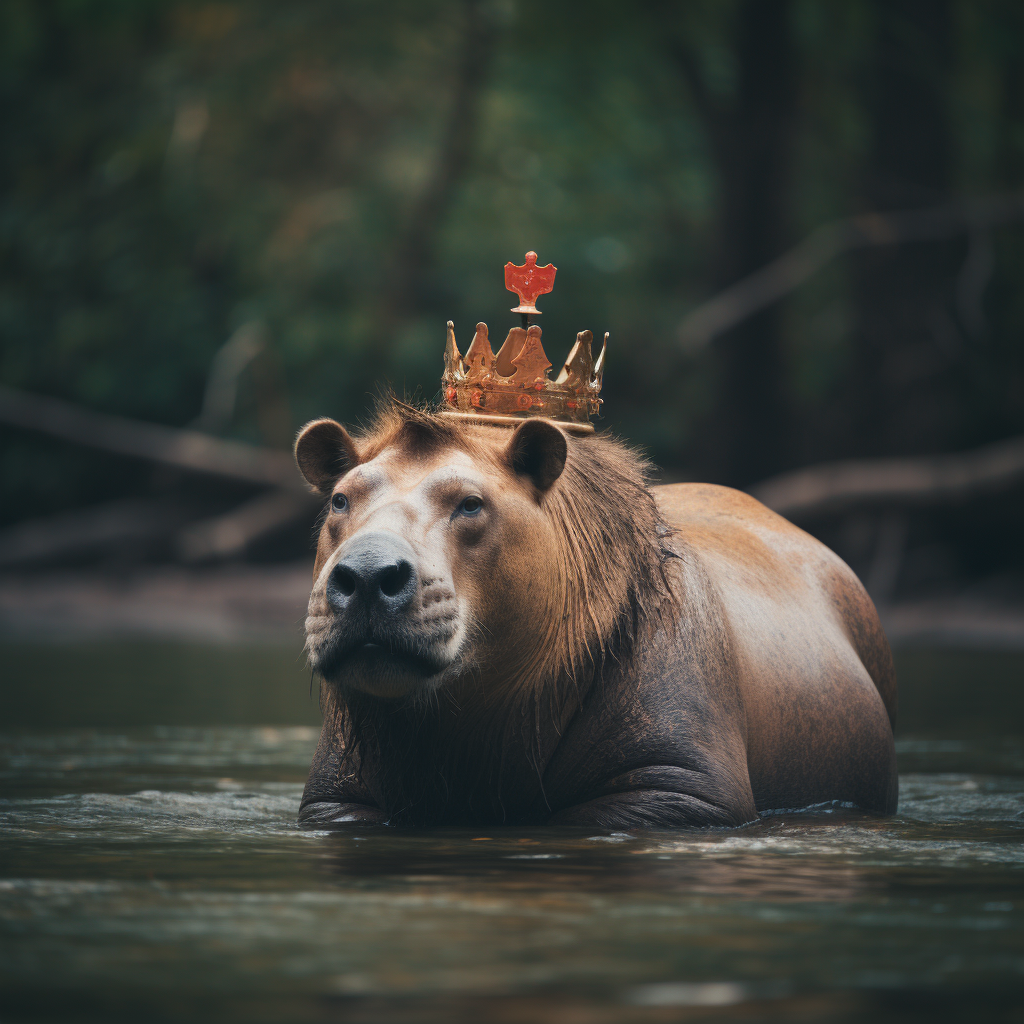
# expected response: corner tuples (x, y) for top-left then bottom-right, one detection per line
(294, 400), (897, 828)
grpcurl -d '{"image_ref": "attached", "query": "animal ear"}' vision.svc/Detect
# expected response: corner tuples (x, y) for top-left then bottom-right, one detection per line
(505, 419), (567, 492)
(294, 418), (360, 493)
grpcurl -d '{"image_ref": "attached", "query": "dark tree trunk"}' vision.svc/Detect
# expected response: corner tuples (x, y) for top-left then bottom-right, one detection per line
(383, 0), (496, 328)
(996, 4), (1024, 190)
(846, 0), (958, 459)
(663, 0), (798, 486)
(712, 0), (797, 486)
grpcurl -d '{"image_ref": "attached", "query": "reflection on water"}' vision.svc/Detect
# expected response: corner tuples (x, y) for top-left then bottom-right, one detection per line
(0, 646), (1022, 1023)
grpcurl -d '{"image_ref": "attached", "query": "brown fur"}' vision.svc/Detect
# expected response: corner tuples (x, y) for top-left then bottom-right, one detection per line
(298, 399), (898, 827)
(313, 400), (675, 821)
(336, 399), (673, 680)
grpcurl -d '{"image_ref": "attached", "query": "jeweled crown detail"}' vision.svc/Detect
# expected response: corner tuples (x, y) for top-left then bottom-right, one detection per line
(441, 252), (606, 432)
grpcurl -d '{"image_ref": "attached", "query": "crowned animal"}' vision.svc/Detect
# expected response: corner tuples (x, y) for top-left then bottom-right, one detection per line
(295, 254), (897, 828)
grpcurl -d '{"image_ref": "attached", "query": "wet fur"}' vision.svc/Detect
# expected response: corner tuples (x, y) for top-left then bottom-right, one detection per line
(300, 399), (899, 827)
(311, 400), (675, 823)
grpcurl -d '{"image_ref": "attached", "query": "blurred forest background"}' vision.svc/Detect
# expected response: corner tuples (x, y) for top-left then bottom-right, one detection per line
(2, 0), (1024, 612)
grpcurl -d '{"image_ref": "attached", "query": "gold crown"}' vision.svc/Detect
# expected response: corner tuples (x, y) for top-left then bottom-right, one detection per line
(441, 252), (606, 434)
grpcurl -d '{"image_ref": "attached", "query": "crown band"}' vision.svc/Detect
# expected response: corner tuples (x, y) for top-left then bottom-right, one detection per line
(438, 410), (595, 434)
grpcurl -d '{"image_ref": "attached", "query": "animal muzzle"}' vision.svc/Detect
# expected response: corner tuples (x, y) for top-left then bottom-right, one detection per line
(327, 531), (418, 617)
(308, 530), (461, 688)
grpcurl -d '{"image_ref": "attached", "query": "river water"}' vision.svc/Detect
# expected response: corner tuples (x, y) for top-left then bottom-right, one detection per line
(1, 643), (1022, 1023)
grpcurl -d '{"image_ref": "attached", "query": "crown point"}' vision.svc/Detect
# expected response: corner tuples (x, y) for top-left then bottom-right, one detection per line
(594, 332), (608, 385)
(555, 330), (594, 388)
(494, 326), (526, 377)
(512, 324), (552, 384)
(464, 322), (494, 378)
(445, 321), (462, 376)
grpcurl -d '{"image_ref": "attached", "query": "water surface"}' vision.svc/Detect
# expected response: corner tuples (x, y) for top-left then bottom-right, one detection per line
(1, 645), (1022, 1023)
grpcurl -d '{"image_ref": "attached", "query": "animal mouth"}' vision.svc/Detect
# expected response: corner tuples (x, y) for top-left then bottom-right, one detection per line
(350, 641), (444, 676)
(312, 632), (448, 681)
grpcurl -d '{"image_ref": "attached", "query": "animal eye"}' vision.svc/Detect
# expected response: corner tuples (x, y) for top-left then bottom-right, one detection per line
(457, 495), (483, 517)
(331, 493), (348, 513)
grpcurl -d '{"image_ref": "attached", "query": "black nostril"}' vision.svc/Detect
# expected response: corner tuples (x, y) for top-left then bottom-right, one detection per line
(334, 567), (357, 598)
(379, 560), (412, 598)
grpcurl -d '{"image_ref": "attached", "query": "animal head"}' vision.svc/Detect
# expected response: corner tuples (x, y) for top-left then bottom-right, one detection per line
(295, 400), (669, 705)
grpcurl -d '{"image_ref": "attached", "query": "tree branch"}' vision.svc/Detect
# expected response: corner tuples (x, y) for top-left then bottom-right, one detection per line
(678, 194), (1024, 353)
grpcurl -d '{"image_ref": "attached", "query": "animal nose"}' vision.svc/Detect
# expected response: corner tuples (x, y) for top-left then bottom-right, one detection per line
(327, 532), (418, 614)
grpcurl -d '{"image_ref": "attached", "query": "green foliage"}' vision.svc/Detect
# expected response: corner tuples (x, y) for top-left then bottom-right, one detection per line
(2, 0), (1023, 523)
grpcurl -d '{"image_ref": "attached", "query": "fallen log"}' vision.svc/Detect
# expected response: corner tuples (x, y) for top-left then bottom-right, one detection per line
(6, 386), (1022, 530)
(751, 433), (1024, 519)
(177, 490), (319, 562)
(0, 385), (302, 491)
(0, 498), (187, 568)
